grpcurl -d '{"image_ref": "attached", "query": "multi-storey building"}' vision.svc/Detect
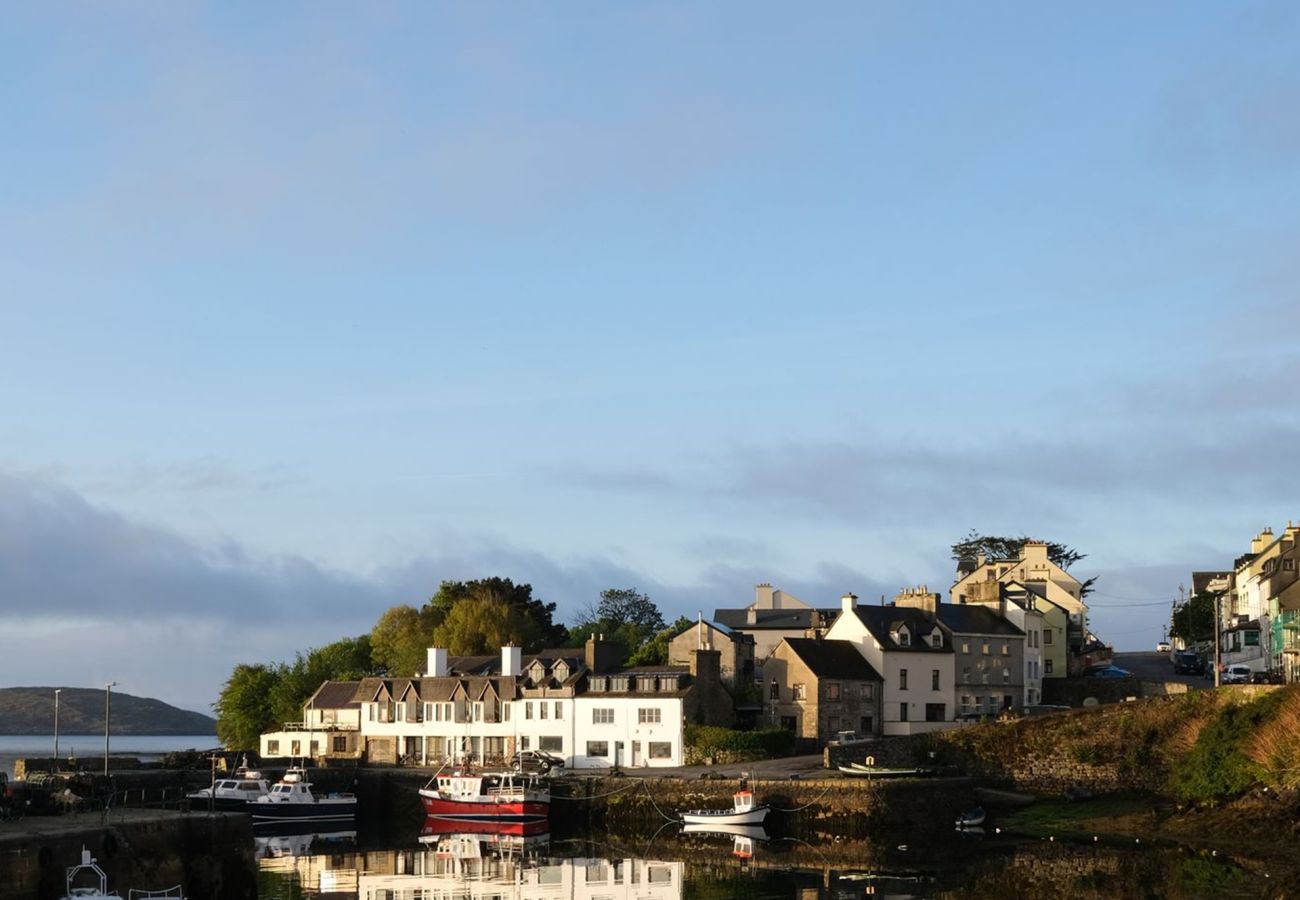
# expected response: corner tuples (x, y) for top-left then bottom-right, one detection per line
(764, 637), (883, 744)
(956, 579), (1046, 702)
(712, 584), (838, 671)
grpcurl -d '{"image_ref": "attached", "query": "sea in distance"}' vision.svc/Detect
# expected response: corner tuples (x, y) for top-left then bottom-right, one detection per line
(0, 734), (217, 779)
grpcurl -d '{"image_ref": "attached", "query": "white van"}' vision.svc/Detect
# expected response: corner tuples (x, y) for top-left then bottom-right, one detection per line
(1222, 664), (1253, 685)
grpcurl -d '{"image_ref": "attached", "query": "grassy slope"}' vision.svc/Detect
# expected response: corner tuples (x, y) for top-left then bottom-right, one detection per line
(0, 686), (215, 735)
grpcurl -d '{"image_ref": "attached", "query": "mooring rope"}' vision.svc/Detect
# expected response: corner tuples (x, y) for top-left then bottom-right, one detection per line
(641, 777), (682, 823)
(549, 778), (642, 801)
(768, 779), (835, 813)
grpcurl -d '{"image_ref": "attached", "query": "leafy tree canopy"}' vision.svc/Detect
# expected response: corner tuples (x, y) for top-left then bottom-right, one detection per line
(1171, 591), (1218, 643)
(951, 531), (1096, 597)
(213, 664), (280, 751)
(625, 616), (693, 667)
(431, 596), (542, 655)
(425, 577), (566, 649)
(371, 604), (442, 676)
(568, 588), (667, 657)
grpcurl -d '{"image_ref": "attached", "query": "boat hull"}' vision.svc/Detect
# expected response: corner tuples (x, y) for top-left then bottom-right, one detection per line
(250, 799), (357, 823)
(681, 806), (769, 826)
(418, 791), (549, 822)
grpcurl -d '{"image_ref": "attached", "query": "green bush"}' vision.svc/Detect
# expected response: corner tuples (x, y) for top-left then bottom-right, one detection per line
(684, 726), (794, 761)
(1168, 691), (1282, 804)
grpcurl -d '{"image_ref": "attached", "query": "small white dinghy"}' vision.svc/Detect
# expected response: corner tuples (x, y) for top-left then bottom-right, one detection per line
(681, 786), (769, 827)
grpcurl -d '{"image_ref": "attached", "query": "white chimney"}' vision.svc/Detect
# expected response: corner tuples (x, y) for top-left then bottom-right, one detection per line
(501, 645), (522, 678)
(427, 647), (449, 678)
(841, 592), (858, 612)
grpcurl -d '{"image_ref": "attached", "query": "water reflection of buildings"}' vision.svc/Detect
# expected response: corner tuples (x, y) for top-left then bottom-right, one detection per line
(256, 828), (683, 900)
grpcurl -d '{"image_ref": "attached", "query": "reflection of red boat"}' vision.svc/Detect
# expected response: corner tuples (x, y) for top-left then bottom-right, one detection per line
(419, 817), (550, 839)
(418, 772), (549, 823)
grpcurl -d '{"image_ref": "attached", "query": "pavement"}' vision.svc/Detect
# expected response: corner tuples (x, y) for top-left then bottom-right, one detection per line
(1111, 651), (1207, 687)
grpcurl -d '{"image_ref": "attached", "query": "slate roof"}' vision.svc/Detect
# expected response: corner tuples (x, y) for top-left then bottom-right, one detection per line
(938, 604), (1025, 637)
(781, 638), (882, 681)
(844, 606), (953, 653)
(1191, 571), (1233, 596)
(310, 680), (361, 709)
(713, 607), (839, 630)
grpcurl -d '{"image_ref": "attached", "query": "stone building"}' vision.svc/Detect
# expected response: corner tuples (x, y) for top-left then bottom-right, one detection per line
(764, 637), (883, 745)
(667, 618), (755, 687)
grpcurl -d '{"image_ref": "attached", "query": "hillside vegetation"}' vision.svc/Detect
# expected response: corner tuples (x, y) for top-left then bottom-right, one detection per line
(0, 687), (216, 736)
(923, 685), (1300, 806)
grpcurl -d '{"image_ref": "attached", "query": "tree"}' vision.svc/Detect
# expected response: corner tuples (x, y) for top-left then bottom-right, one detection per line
(568, 588), (667, 658)
(214, 664), (280, 750)
(951, 531), (1097, 597)
(625, 616), (693, 667)
(371, 605), (441, 675)
(431, 596), (542, 655)
(1171, 591), (1217, 643)
(426, 578), (566, 649)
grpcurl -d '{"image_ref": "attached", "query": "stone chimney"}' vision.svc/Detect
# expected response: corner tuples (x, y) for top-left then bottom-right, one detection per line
(1020, 541), (1049, 565)
(746, 606), (758, 625)
(585, 635), (621, 674)
(893, 586), (939, 618)
(754, 583), (776, 608)
(689, 648), (722, 684)
(427, 647), (449, 678)
(501, 645), (522, 678)
(841, 592), (858, 613)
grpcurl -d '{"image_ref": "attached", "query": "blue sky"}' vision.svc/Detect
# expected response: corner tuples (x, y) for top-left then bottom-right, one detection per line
(2, 3), (1297, 713)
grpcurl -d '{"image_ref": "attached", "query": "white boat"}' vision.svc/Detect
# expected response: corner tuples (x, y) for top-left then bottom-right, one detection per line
(61, 847), (185, 899)
(955, 806), (986, 828)
(186, 765), (271, 811)
(681, 788), (769, 826)
(250, 767), (357, 823)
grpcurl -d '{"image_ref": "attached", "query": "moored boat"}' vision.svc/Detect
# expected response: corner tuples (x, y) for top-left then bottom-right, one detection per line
(250, 767), (357, 823)
(955, 805), (986, 828)
(186, 765), (271, 811)
(418, 771), (549, 823)
(837, 763), (935, 778)
(61, 847), (186, 899)
(681, 787), (769, 826)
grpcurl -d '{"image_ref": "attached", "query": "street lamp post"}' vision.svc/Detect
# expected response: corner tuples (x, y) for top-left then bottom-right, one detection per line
(104, 682), (118, 777)
(54, 689), (62, 761)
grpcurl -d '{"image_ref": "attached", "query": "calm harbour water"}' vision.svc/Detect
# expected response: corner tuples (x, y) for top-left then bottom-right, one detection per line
(0, 734), (217, 779)
(4, 818), (1296, 900)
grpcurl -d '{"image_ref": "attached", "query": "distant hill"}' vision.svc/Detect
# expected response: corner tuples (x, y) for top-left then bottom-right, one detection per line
(0, 687), (216, 735)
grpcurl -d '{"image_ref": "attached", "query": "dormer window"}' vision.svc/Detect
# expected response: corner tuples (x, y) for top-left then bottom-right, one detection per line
(554, 661), (570, 681)
(929, 631), (943, 648)
(894, 628), (911, 647)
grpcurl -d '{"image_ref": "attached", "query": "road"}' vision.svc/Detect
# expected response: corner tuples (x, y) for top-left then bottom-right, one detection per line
(1111, 651), (1207, 687)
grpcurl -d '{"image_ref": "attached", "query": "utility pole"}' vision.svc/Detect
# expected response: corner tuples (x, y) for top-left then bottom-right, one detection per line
(104, 682), (118, 777)
(54, 689), (62, 761)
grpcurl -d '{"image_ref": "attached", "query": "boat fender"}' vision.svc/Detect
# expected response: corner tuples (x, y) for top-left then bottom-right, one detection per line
(102, 832), (119, 857)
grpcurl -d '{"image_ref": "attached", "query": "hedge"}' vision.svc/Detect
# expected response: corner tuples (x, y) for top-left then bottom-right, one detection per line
(684, 726), (795, 764)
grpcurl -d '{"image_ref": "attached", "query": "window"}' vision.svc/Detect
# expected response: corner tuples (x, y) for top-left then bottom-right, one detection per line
(503, 702), (511, 722)
(1245, 631), (1260, 646)
(1003, 668), (1011, 682)
(826, 682), (840, 700)
(539, 736), (562, 752)
(961, 694), (971, 713)
(1001, 644), (1009, 656)
(472, 702), (482, 721)
(931, 669), (940, 691)
(793, 683), (806, 700)
(862, 683), (874, 700)
(827, 716), (841, 732)
(963, 665), (971, 684)
(555, 702), (563, 719)
(525, 702), (533, 720)
(1285, 559), (1295, 571)
(520, 736), (530, 750)
(899, 669), (908, 690)
(859, 716), (873, 734)
(899, 702), (909, 722)
(395, 702), (404, 721)
(961, 642), (970, 654)
(769, 681), (780, 700)
(332, 736), (347, 753)
(925, 703), (946, 722)
(267, 741), (280, 755)
(897, 630), (911, 647)
(586, 741), (609, 758)
(638, 708), (661, 724)
(1044, 630), (1053, 645)
(981, 642), (989, 655)
(780, 716), (797, 731)
(540, 702), (548, 720)
(593, 708), (614, 724)
(1045, 659), (1054, 675)
(648, 742), (672, 759)
(290, 740), (301, 756)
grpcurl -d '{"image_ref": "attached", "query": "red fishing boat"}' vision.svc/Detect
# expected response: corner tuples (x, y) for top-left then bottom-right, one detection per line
(417, 771), (549, 823)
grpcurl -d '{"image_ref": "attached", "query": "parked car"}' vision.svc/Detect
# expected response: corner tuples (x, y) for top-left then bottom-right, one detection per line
(1156, 641), (1171, 653)
(1221, 664), (1253, 685)
(511, 750), (564, 774)
(1083, 664), (1132, 679)
(1173, 652), (1205, 675)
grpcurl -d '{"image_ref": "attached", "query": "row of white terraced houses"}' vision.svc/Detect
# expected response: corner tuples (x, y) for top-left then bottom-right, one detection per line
(259, 639), (738, 769)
